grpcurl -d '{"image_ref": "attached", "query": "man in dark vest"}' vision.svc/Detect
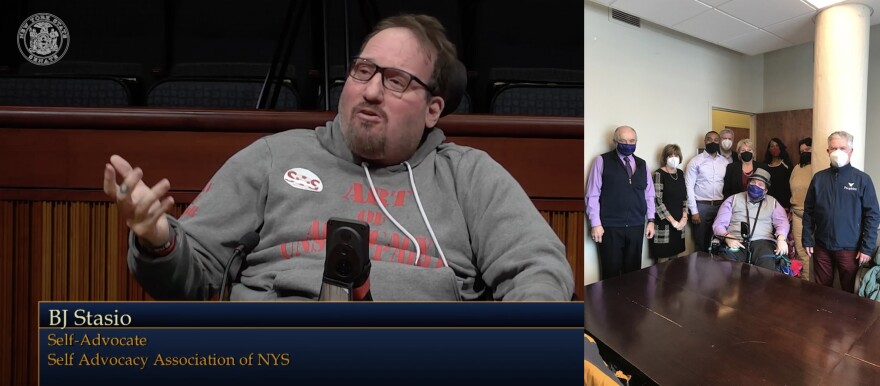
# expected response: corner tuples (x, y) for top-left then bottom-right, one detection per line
(586, 125), (656, 280)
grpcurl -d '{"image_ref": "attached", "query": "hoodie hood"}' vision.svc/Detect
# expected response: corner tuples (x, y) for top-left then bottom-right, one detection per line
(316, 114), (447, 172)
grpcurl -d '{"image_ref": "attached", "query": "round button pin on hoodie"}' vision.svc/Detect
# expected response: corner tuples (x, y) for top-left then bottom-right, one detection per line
(284, 168), (324, 192)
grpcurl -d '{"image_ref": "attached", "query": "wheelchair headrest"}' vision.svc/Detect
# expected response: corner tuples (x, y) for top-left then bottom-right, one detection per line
(440, 59), (467, 117)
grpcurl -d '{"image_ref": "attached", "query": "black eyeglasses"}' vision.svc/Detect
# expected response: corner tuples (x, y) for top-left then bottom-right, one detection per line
(349, 57), (434, 95)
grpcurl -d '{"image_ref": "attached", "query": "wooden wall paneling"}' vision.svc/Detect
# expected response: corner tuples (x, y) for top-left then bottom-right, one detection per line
(29, 202), (42, 386)
(447, 137), (583, 200)
(107, 203), (129, 301)
(73, 203), (85, 300)
(41, 204), (52, 300)
(81, 203), (90, 299)
(0, 109), (583, 205)
(756, 109), (812, 166)
(13, 203), (30, 386)
(91, 203), (106, 300)
(52, 203), (68, 301)
(0, 202), (12, 384)
(68, 203), (80, 300)
(0, 130), (584, 204)
(126, 214), (145, 301)
(569, 211), (584, 299)
(0, 128), (268, 195)
(539, 210), (584, 300)
(78, 203), (91, 301)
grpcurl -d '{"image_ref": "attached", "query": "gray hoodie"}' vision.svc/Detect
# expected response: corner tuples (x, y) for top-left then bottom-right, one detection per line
(128, 115), (574, 301)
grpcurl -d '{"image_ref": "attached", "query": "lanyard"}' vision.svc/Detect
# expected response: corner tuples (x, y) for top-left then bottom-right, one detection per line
(744, 195), (764, 237)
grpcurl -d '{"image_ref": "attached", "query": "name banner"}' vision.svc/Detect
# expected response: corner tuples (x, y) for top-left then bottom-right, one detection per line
(40, 302), (581, 385)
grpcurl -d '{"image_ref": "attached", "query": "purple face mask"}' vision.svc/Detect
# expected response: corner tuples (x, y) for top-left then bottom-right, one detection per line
(617, 143), (636, 156)
(747, 184), (765, 200)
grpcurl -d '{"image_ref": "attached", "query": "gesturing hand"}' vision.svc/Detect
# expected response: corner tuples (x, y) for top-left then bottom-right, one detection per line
(102, 155), (174, 246)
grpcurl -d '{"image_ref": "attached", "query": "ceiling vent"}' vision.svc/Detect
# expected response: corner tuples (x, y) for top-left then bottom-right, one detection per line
(610, 8), (641, 28)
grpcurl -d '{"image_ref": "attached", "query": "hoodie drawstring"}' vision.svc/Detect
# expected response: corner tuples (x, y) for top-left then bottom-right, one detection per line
(361, 162), (449, 268)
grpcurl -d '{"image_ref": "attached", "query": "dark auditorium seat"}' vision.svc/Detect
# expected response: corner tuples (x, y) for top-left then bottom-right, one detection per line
(18, 61), (144, 78)
(489, 68), (583, 117)
(146, 78), (298, 110)
(0, 76), (133, 107)
(169, 62), (296, 79)
(16, 61), (146, 105)
(146, 62), (299, 110)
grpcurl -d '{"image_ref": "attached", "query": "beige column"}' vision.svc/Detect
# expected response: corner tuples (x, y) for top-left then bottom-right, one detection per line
(813, 3), (871, 172)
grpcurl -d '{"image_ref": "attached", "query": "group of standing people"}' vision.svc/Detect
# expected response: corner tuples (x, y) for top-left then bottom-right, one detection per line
(587, 126), (879, 294)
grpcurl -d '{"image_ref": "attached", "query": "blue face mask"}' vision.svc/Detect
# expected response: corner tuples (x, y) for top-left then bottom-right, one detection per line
(747, 184), (765, 200)
(617, 143), (636, 156)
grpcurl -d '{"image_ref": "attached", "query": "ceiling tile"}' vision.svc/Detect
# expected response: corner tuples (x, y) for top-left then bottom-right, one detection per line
(672, 9), (758, 43)
(719, 29), (793, 55)
(765, 13), (816, 45)
(718, 0), (816, 28)
(610, 0), (710, 26)
(590, 0), (880, 57)
(699, 0), (732, 6)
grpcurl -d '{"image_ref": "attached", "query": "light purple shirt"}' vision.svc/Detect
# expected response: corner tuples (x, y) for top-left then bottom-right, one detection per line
(685, 151), (731, 213)
(712, 193), (790, 240)
(585, 151), (656, 227)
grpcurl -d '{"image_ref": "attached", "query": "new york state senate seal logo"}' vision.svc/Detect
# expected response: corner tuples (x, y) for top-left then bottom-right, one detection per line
(17, 13), (70, 66)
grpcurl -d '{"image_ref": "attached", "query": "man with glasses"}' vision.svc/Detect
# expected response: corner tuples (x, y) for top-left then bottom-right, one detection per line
(586, 125), (656, 279)
(101, 14), (574, 301)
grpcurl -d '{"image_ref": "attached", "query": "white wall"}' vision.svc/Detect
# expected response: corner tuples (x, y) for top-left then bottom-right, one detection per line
(584, 1), (764, 284)
(763, 25), (880, 186)
(763, 43), (814, 113)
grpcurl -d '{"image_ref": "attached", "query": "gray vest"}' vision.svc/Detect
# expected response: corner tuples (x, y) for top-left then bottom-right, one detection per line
(728, 193), (778, 242)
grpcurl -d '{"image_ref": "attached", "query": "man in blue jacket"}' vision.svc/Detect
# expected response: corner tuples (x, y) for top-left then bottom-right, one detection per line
(803, 131), (880, 293)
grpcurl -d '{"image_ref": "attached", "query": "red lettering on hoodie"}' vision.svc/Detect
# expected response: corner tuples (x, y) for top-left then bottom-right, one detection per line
(369, 230), (392, 260)
(305, 219), (327, 250)
(281, 220), (326, 259)
(342, 182), (412, 207)
(181, 182), (213, 218)
(279, 218), (440, 266)
(280, 242), (299, 259)
(357, 210), (385, 226)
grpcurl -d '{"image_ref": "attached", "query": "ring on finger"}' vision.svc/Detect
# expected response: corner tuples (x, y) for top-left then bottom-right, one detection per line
(119, 183), (129, 196)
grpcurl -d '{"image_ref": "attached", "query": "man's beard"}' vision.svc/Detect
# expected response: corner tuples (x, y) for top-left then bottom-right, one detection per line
(343, 116), (386, 159)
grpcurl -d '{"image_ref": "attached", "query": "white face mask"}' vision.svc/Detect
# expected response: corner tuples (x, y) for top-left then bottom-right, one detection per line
(666, 156), (680, 169)
(830, 149), (849, 168)
(721, 139), (733, 151)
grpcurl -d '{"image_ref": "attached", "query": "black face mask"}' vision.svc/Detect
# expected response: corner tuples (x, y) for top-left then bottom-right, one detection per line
(705, 142), (720, 154)
(740, 151), (753, 162)
(799, 152), (811, 166)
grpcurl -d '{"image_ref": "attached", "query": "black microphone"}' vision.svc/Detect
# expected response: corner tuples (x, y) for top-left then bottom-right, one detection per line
(319, 218), (372, 301)
(219, 232), (260, 301)
(740, 221), (751, 241)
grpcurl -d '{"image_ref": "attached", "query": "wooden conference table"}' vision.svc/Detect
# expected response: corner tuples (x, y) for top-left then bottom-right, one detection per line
(584, 252), (880, 385)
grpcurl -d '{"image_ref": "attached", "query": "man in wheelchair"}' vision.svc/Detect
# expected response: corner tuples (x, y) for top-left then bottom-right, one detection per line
(711, 168), (789, 270)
